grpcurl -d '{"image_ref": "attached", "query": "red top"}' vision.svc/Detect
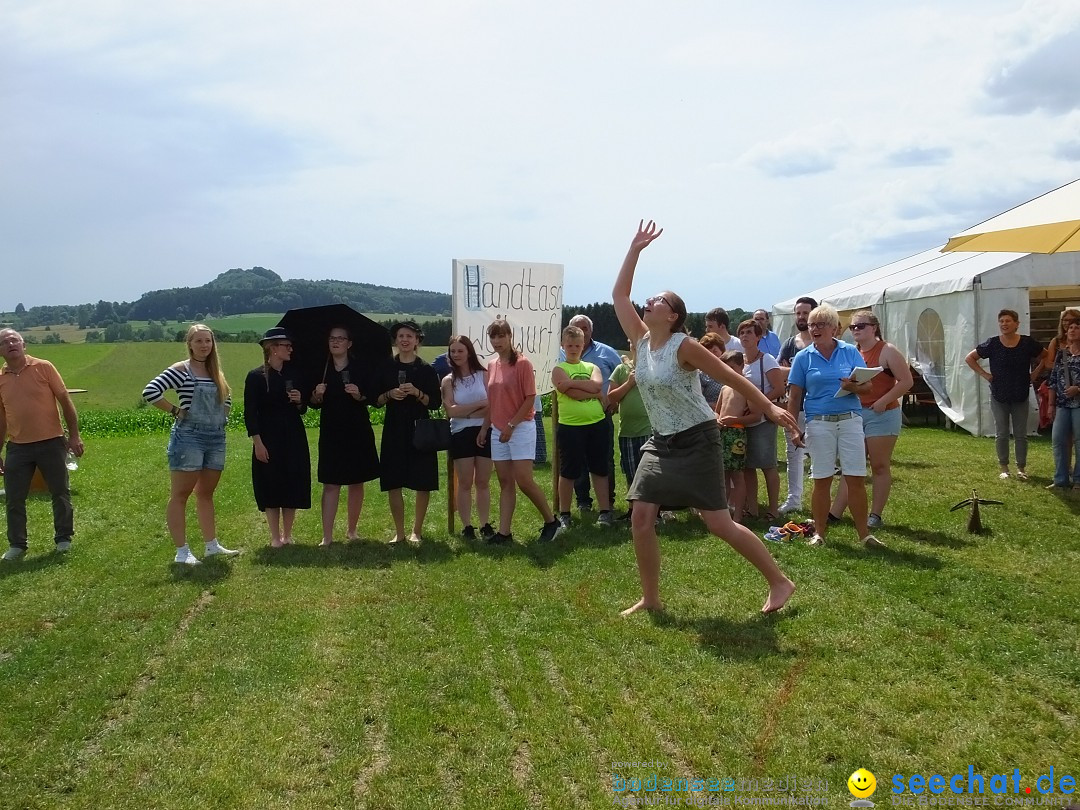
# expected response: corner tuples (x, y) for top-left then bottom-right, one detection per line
(858, 340), (898, 410)
(486, 355), (536, 431)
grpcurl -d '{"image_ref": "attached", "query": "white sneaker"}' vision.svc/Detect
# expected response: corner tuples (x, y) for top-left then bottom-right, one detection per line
(173, 547), (202, 566)
(863, 534), (887, 549)
(2, 546), (26, 561)
(205, 540), (241, 557)
(778, 500), (801, 515)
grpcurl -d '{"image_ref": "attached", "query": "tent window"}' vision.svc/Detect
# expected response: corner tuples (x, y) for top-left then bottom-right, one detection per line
(915, 308), (951, 407)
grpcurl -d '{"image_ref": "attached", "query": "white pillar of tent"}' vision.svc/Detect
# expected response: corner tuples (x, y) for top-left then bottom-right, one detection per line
(973, 275), (983, 437)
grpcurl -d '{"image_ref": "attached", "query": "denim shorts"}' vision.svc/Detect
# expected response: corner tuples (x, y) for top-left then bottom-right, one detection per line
(860, 405), (902, 437)
(167, 422), (227, 472)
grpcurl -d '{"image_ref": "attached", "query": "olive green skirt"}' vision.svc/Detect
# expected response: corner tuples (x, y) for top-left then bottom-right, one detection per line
(627, 420), (727, 511)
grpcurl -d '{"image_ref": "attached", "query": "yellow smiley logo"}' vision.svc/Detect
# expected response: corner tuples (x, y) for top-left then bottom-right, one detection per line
(848, 768), (877, 799)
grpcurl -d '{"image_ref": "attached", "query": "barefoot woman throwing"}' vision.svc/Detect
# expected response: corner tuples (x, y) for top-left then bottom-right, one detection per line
(613, 221), (798, 616)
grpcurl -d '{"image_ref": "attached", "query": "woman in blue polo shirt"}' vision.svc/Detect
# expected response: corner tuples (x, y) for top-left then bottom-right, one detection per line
(787, 304), (883, 549)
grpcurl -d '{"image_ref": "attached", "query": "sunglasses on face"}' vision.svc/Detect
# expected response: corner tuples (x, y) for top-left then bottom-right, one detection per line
(645, 296), (668, 307)
(851, 323), (872, 330)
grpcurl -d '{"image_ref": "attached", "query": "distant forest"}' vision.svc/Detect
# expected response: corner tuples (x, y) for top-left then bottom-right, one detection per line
(9, 267), (745, 348)
(12, 267), (450, 329)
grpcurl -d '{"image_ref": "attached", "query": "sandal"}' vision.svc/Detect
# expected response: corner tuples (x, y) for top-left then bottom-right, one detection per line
(1016, 471), (1029, 481)
(765, 511), (780, 523)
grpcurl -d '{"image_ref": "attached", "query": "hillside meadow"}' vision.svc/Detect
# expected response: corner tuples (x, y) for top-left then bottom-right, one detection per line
(6, 313), (435, 350)
(0, 418), (1077, 808)
(27, 342), (445, 411)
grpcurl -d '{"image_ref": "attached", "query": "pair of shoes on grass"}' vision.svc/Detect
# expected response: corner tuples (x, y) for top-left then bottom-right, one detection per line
(174, 540), (241, 566)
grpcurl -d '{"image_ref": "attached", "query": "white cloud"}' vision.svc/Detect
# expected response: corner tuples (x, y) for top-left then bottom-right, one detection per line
(737, 123), (850, 178)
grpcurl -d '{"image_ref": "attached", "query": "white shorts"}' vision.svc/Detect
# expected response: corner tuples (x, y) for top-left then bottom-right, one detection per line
(805, 414), (866, 478)
(491, 420), (537, 462)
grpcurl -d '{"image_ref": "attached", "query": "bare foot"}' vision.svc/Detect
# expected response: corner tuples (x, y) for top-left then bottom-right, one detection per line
(270, 539), (285, 548)
(620, 598), (664, 617)
(762, 578), (796, 614)
(346, 533), (359, 542)
(283, 537), (295, 545)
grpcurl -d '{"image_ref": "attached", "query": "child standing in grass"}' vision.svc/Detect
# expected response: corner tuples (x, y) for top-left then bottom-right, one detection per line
(553, 325), (613, 529)
(607, 341), (652, 521)
(717, 350), (757, 524)
(481, 318), (562, 544)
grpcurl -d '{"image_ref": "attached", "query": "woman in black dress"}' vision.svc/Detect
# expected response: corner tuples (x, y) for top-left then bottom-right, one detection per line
(372, 321), (442, 544)
(244, 327), (311, 547)
(310, 325), (380, 545)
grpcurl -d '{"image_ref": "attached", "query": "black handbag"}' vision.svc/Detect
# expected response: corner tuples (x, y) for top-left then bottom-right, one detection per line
(413, 418), (451, 452)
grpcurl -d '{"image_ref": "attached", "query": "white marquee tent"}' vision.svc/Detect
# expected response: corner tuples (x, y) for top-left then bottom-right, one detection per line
(772, 247), (1080, 437)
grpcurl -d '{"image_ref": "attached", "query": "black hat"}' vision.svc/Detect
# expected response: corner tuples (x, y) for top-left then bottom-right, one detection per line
(389, 320), (424, 341)
(259, 326), (291, 343)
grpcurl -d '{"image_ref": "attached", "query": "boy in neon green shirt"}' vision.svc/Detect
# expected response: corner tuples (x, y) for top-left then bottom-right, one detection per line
(552, 326), (613, 527)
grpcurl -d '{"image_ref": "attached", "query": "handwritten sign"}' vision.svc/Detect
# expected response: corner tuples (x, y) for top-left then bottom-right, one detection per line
(452, 259), (564, 394)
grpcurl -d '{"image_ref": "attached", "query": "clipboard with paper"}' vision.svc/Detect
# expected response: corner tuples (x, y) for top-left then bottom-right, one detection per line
(833, 367), (883, 397)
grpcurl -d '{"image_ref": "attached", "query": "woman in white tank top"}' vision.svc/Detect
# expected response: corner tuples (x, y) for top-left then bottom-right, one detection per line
(612, 220), (799, 617)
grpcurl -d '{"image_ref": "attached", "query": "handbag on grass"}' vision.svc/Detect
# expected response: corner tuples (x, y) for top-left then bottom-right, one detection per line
(413, 418), (451, 452)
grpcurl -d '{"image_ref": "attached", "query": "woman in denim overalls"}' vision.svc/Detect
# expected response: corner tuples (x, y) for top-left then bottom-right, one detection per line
(142, 324), (240, 565)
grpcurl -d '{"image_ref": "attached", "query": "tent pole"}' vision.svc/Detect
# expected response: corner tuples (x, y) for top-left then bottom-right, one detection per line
(974, 277), (983, 437)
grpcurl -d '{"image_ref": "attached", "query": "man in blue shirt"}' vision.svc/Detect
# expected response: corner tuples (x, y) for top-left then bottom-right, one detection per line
(560, 315), (622, 512)
(754, 309), (782, 358)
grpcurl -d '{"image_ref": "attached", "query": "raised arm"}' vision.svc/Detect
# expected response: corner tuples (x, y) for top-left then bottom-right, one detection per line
(612, 220), (663, 346)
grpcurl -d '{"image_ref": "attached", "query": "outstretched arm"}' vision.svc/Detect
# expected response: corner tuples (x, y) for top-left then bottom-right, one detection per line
(612, 220), (663, 347)
(678, 338), (798, 433)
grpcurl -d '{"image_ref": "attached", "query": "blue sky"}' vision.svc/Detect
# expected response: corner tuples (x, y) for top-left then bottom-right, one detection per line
(3, 0), (1079, 311)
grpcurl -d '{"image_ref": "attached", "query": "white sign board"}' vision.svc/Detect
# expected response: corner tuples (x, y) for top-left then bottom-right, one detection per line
(452, 259), (564, 395)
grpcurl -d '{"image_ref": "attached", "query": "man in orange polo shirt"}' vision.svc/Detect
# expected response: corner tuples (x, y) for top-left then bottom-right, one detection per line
(0, 328), (85, 560)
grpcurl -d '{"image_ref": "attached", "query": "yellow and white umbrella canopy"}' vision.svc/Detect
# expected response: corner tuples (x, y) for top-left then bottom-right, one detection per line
(943, 178), (1080, 254)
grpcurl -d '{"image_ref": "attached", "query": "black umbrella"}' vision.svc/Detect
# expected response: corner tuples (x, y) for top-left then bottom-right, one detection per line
(277, 304), (392, 388)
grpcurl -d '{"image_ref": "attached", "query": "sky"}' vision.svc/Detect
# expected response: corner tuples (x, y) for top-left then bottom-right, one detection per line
(3, 0), (1080, 312)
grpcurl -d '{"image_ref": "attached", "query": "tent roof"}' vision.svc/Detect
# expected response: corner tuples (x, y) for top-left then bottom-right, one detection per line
(774, 247), (1028, 314)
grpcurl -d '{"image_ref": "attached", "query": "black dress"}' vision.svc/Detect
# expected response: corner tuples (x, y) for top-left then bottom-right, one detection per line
(244, 364), (312, 510)
(311, 360), (380, 485)
(375, 357), (442, 492)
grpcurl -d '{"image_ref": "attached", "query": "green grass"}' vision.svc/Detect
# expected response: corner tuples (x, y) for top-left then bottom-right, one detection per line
(26, 343), (445, 411)
(1, 425), (1077, 808)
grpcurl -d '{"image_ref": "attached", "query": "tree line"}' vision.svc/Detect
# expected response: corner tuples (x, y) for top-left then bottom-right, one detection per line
(10, 267), (452, 330)
(9, 265), (748, 349)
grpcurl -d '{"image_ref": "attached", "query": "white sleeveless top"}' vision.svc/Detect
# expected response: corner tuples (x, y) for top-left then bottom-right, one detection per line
(635, 332), (715, 436)
(449, 370), (487, 433)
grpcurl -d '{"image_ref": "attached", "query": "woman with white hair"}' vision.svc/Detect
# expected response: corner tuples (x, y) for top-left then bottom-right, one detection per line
(786, 304), (883, 549)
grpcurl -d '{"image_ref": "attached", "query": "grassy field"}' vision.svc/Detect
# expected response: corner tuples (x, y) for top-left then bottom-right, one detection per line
(28, 343), (445, 411)
(0, 424), (1077, 808)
